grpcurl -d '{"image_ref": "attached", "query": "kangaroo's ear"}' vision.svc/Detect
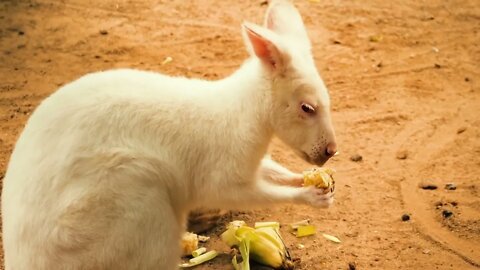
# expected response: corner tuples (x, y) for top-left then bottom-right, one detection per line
(242, 22), (290, 73)
(264, 0), (311, 49)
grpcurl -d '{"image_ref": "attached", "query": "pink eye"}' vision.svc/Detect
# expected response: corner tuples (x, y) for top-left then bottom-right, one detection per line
(301, 103), (316, 114)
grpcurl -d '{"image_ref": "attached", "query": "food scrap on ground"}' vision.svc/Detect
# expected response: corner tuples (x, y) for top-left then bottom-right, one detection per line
(179, 250), (219, 268)
(295, 225), (316, 238)
(181, 232), (199, 256)
(161, 56), (173, 65)
(179, 232), (217, 267)
(192, 247), (207, 258)
(198, 235), (210, 242)
(322, 233), (341, 243)
(254, 221), (280, 229)
(289, 219), (311, 231)
(369, 34), (383, 42)
(221, 220), (294, 270)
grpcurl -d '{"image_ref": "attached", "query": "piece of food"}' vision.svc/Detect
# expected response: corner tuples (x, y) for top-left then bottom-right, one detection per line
(254, 221), (280, 229)
(244, 226), (292, 269)
(181, 232), (199, 256)
(288, 219), (310, 231)
(322, 233), (341, 243)
(221, 221), (294, 270)
(221, 220), (246, 247)
(369, 35), (383, 42)
(232, 233), (251, 270)
(198, 235), (210, 242)
(192, 247), (207, 258)
(161, 56), (173, 65)
(303, 168), (335, 191)
(295, 225), (316, 238)
(179, 250), (219, 268)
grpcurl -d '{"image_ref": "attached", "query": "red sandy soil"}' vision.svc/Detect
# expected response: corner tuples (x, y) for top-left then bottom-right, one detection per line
(0, 0), (479, 269)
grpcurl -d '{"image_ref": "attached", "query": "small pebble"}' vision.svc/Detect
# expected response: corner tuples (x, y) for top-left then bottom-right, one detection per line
(348, 262), (357, 270)
(442, 210), (453, 218)
(450, 201), (458, 206)
(457, 127), (467, 134)
(350, 154), (363, 162)
(401, 214), (410, 221)
(419, 183), (438, 190)
(445, 183), (457, 190)
(99, 30), (108, 35)
(18, 31), (24, 35)
(423, 249), (431, 254)
(396, 150), (408, 160)
(434, 63), (441, 68)
(369, 35), (383, 42)
(435, 201), (443, 209)
(465, 77), (470, 82)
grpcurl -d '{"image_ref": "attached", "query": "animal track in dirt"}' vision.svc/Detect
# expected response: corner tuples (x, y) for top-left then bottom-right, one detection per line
(377, 115), (480, 267)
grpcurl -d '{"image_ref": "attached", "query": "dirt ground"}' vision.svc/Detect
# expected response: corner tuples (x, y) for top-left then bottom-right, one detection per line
(0, 0), (479, 269)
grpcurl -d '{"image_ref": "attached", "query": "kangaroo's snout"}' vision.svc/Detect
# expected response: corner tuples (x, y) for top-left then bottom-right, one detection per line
(308, 141), (337, 166)
(325, 142), (337, 157)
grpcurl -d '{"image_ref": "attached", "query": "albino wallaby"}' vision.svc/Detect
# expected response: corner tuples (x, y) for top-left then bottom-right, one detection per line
(2, 0), (337, 269)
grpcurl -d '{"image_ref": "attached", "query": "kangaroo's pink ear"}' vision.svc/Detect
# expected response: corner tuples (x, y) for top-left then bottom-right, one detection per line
(242, 22), (289, 73)
(264, 0), (311, 49)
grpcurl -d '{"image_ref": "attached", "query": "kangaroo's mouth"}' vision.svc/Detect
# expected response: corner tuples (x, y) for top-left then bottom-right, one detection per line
(299, 151), (313, 164)
(299, 150), (328, 166)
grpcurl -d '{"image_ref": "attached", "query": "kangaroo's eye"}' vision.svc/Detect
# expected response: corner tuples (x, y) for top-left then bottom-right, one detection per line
(301, 103), (316, 114)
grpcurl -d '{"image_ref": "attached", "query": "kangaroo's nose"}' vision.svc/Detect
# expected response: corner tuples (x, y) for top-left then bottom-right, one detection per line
(325, 142), (337, 157)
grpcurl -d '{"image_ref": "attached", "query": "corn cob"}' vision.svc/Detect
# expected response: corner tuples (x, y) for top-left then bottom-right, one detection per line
(303, 168), (335, 192)
(221, 221), (294, 270)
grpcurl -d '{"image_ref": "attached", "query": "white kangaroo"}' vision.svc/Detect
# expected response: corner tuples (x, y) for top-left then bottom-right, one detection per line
(2, 0), (337, 269)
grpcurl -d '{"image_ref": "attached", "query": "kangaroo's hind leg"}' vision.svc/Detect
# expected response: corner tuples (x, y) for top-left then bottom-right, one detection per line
(48, 151), (183, 270)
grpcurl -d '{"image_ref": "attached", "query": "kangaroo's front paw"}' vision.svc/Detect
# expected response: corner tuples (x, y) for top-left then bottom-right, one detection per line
(283, 173), (304, 187)
(268, 173), (304, 187)
(300, 186), (334, 208)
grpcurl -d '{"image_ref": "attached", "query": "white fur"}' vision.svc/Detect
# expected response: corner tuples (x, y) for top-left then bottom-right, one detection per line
(2, 1), (336, 269)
